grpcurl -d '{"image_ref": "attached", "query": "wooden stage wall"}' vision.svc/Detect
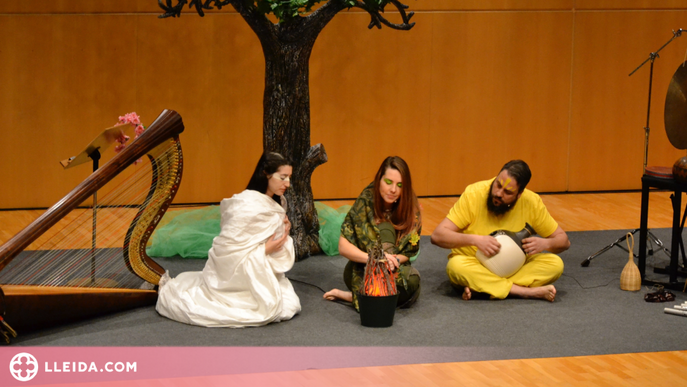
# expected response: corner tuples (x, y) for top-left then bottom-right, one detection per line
(1, 1), (686, 209)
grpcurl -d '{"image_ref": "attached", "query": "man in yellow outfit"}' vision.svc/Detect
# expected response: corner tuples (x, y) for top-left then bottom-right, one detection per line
(431, 160), (570, 302)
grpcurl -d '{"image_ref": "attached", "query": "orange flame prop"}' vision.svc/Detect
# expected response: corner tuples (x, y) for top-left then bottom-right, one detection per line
(362, 241), (397, 296)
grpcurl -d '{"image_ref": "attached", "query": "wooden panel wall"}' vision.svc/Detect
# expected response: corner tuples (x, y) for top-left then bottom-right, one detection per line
(0, 1), (686, 209)
(569, 9), (687, 190)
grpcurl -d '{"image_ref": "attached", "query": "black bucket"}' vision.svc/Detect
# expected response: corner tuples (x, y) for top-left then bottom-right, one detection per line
(357, 293), (399, 327)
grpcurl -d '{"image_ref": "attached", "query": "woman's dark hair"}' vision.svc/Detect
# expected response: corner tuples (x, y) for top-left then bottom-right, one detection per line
(372, 156), (421, 238)
(499, 159), (531, 192)
(246, 152), (291, 201)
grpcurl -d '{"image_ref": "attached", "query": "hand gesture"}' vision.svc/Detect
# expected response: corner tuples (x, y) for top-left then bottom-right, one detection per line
(283, 215), (291, 234)
(265, 232), (288, 255)
(265, 216), (291, 255)
(384, 252), (400, 272)
(521, 236), (546, 256)
(475, 235), (501, 257)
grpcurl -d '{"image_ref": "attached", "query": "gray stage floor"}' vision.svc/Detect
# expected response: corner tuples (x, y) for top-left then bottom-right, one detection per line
(7, 231), (687, 371)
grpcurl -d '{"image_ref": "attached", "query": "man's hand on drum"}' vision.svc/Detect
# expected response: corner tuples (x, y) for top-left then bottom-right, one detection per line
(521, 236), (546, 256)
(475, 235), (501, 258)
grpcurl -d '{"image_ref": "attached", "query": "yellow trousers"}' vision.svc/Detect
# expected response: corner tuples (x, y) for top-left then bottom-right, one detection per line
(446, 253), (564, 299)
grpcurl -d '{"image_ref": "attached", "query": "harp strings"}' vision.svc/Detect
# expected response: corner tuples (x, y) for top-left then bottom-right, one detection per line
(1, 149), (175, 287)
(0, 142), (178, 289)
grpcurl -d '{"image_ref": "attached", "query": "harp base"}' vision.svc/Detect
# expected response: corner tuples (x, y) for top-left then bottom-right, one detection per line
(1, 285), (157, 334)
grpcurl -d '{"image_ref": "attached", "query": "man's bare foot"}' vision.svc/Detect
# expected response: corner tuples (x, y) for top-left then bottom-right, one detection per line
(323, 289), (353, 303)
(462, 287), (472, 300)
(509, 284), (556, 302)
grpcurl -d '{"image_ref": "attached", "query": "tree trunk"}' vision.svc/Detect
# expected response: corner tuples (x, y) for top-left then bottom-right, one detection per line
(229, 1), (347, 260)
(262, 34), (327, 260)
(159, 1), (411, 260)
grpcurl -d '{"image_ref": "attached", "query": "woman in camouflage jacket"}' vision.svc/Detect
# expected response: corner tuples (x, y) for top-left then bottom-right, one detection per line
(323, 156), (422, 310)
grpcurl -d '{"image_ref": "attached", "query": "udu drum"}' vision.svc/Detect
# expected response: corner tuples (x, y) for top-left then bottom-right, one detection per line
(475, 223), (535, 278)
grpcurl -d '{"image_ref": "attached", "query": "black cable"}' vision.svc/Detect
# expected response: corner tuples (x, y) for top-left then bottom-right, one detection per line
(287, 277), (353, 307)
(287, 277), (327, 293)
(562, 273), (674, 295)
(562, 273), (619, 289)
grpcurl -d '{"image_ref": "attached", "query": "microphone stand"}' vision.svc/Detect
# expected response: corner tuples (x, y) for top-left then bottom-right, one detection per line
(89, 149), (101, 286)
(629, 28), (683, 173)
(581, 29), (684, 267)
(60, 125), (126, 284)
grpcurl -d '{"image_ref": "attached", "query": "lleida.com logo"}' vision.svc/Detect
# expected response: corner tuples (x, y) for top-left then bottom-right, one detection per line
(9, 352), (138, 382)
(9, 352), (38, 382)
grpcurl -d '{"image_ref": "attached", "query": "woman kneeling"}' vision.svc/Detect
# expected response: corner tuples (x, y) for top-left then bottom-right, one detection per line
(324, 156), (422, 310)
(156, 152), (300, 327)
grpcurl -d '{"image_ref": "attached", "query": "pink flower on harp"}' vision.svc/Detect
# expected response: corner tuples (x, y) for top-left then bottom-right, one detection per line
(114, 132), (130, 153)
(114, 112), (146, 164)
(118, 112), (142, 126)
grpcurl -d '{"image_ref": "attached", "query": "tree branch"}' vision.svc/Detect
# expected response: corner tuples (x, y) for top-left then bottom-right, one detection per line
(302, 143), (328, 177)
(296, 0), (348, 41)
(157, 1), (278, 51)
(156, 0), (251, 18)
(352, 0), (415, 30)
(158, 0), (232, 18)
(229, 1), (279, 49)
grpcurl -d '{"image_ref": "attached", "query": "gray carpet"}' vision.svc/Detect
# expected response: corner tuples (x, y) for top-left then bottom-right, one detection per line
(9, 230), (687, 364)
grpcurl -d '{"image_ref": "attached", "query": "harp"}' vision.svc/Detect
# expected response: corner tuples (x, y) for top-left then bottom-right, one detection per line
(0, 109), (184, 340)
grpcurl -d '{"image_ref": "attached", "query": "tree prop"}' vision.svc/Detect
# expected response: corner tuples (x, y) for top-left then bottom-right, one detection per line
(156, 0), (415, 260)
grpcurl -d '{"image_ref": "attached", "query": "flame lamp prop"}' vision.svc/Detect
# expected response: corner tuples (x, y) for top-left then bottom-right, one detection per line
(358, 241), (399, 327)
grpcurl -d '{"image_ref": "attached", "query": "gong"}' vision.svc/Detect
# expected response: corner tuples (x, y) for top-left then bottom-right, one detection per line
(665, 61), (687, 149)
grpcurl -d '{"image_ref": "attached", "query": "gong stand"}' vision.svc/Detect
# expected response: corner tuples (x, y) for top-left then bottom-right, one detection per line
(581, 29), (684, 267)
(581, 228), (669, 267)
(629, 28), (683, 173)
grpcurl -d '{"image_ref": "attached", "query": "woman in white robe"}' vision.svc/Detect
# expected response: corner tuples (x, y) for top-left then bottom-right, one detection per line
(156, 152), (301, 327)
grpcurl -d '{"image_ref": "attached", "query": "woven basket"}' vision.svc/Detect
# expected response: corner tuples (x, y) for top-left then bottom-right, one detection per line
(620, 233), (641, 291)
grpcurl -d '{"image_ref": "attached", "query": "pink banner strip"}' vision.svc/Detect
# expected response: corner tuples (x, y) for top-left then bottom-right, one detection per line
(1, 346), (486, 386)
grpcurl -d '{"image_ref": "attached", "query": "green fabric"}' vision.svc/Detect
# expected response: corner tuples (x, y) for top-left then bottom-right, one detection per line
(146, 206), (220, 258)
(314, 202), (351, 256)
(340, 183), (422, 310)
(150, 201), (351, 258)
(147, 191), (421, 261)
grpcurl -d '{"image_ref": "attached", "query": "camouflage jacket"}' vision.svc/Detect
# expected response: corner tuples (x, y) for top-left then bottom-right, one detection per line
(341, 183), (421, 260)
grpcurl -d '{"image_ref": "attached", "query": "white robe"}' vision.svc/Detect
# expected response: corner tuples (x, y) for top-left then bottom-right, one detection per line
(156, 190), (301, 327)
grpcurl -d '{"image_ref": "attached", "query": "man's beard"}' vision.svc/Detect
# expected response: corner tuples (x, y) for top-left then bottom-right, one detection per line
(487, 189), (516, 216)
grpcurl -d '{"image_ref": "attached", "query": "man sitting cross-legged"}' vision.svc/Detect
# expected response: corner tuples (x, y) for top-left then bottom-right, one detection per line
(430, 160), (570, 302)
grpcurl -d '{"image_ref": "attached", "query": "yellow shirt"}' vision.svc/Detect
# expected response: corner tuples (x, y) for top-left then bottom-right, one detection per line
(446, 178), (558, 259)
